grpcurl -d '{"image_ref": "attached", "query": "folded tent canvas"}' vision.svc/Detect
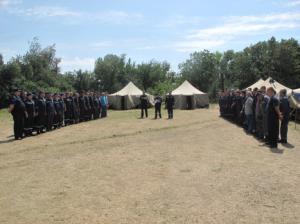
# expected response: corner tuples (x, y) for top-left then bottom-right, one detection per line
(108, 82), (154, 110)
(171, 80), (209, 109)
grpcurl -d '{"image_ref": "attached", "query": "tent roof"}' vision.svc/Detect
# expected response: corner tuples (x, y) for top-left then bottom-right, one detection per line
(246, 77), (292, 94)
(110, 82), (143, 96)
(246, 78), (265, 90)
(263, 77), (292, 94)
(293, 88), (300, 94)
(172, 80), (206, 95)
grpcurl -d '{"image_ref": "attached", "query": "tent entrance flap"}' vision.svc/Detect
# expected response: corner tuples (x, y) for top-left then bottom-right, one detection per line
(121, 96), (126, 110)
(186, 96), (193, 110)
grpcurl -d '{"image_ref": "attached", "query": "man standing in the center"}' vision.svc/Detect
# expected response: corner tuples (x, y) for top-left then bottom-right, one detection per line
(165, 92), (175, 119)
(154, 93), (163, 119)
(140, 91), (148, 119)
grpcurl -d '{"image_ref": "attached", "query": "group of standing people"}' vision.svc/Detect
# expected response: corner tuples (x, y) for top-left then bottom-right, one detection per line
(219, 86), (290, 148)
(8, 89), (109, 140)
(139, 92), (175, 120)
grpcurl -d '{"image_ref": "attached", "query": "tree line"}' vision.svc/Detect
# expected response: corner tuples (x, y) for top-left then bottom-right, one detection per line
(1, 37), (300, 108)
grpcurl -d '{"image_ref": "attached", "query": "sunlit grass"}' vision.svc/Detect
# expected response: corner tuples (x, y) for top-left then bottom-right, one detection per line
(0, 109), (11, 123)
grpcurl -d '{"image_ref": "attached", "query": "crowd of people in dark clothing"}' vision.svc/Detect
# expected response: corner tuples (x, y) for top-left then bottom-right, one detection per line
(8, 89), (109, 140)
(219, 86), (291, 149)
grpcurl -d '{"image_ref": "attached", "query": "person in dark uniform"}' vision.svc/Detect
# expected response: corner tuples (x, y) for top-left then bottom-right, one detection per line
(36, 91), (47, 133)
(64, 92), (75, 125)
(93, 92), (100, 119)
(88, 92), (95, 120)
(85, 92), (92, 120)
(8, 89), (27, 140)
(261, 86), (269, 142)
(165, 92), (175, 119)
(73, 93), (80, 124)
(45, 93), (56, 131)
(255, 91), (264, 140)
(58, 94), (65, 126)
(267, 87), (282, 148)
(79, 91), (88, 121)
(24, 93), (35, 136)
(154, 94), (163, 119)
(252, 87), (258, 133)
(20, 90), (27, 102)
(279, 89), (290, 144)
(140, 91), (148, 119)
(53, 93), (62, 128)
(231, 90), (243, 124)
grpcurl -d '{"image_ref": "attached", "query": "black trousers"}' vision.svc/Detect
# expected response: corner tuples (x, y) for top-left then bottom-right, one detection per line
(25, 115), (34, 129)
(268, 117), (279, 148)
(167, 108), (173, 119)
(37, 114), (46, 127)
(94, 108), (100, 119)
(280, 117), (289, 141)
(13, 115), (24, 139)
(141, 107), (148, 118)
(155, 105), (161, 119)
(46, 113), (54, 131)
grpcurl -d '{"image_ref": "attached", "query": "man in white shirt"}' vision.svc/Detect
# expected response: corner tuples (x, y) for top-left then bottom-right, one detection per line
(244, 91), (254, 134)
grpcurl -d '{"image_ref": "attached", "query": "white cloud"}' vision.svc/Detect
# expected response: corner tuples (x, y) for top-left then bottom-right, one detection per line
(175, 40), (226, 52)
(15, 6), (81, 18)
(91, 10), (143, 25)
(158, 15), (202, 28)
(285, 0), (300, 7)
(5, 4), (143, 25)
(175, 11), (300, 52)
(60, 57), (95, 72)
(91, 41), (113, 49)
(0, 0), (21, 7)
(135, 46), (155, 51)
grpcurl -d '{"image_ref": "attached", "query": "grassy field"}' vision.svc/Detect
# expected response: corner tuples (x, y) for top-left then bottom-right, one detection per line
(0, 107), (299, 224)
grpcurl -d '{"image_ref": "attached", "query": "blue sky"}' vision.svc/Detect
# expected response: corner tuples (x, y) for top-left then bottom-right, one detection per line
(1, 0), (300, 72)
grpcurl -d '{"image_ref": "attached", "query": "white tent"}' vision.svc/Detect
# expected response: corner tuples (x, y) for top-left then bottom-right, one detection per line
(246, 78), (265, 90)
(108, 82), (154, 110)
(171, 80), (209, 109)
(263, 77), (292, 95)
(246, 77), (292, 95)
(294, 88), (300, 94)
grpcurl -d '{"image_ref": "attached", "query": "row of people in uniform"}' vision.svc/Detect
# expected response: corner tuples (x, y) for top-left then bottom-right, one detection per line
(8, 89), (109, 140)
(219, 86), (290, 149)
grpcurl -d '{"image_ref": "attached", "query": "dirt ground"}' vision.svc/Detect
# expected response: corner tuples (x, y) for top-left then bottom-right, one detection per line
(0, 107), (299, 224)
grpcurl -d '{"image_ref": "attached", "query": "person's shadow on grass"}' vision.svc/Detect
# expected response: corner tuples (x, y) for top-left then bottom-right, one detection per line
(270, 147), (284, 154)
(0, 138), (15, 144)
(281, 142), (295, 149)
(259, 143), (285, 154)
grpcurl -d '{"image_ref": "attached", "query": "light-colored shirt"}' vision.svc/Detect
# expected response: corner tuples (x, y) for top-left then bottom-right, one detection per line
(100, 96), (108, 106)
(244, 97), (253, 115)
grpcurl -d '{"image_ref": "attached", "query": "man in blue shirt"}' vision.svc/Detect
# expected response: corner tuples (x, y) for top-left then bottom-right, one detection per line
(267, 87), (282, 148)
(279, 89), (290, 144)
(100, 92), (108, 118)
